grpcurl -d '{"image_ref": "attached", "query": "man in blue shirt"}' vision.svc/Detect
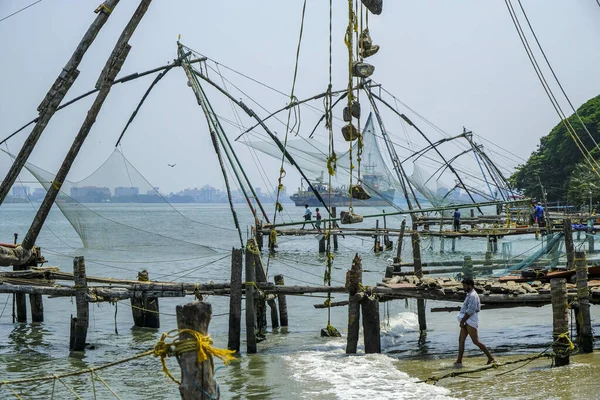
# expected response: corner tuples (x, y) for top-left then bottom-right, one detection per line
(453, 208), (461, 232)
(533, 202), (544, 226)
(301, 204), (314, 229)
(455, 278), (495, 367)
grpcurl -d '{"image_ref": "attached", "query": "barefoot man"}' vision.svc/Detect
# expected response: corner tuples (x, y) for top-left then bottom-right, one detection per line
(455, 278), (495, 367)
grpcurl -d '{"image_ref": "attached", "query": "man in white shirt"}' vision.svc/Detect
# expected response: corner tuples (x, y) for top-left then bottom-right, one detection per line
(455, 278), (495, 367)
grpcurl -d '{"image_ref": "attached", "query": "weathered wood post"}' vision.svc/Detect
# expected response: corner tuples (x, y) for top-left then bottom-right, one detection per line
(245, 244), (257, 353)
(250, 243), (268, 335)
(176, 301), (217, 400)
(332, 207), (339, 251)
(440, 235), (445, 254)
(131, 269), (160, 328)
(491, 236), (498, 254)
(361, 291), (381, 354)
(228, 248), (243, 353)
(484, 236), (493, 265)
(13, 263), (27, 322)
(574, 251), (593, 353)
(393, 219), (406, 272)
(346, 254), (362, 354)
(411, 225), (427, 341)
(451, 237), (456, 252)
(255, 219), (263, 251)
(70, 256), (88, 351)
(550, 278), (570, 366)
(588, 232), (595, 253)
(564, 218), (574, 269)
(383, 211), (392, 250)
(274, 274), (288, 327)
(462, 255), (474, 278)
(319, 236), (326, 253)
(374, 220), (381, 253)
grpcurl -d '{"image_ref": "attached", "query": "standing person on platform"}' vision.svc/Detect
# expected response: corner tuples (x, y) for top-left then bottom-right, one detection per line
(302, 204), (314, 229)
(454, 278), (496, 367)
(453, 208), (461, 232)
(533, 202), (545, 227)
(315, 207), (322, 232)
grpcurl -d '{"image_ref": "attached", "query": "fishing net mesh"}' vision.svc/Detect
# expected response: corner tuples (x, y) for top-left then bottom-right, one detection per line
(18, 149), (217, 257)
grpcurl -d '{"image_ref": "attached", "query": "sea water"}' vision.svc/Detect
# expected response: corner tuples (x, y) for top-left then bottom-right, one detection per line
(1, 203), (600, 399)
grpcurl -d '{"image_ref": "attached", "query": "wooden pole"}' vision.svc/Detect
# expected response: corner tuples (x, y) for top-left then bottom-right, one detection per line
(550, 278), (570, 366)
(393, 219), (406, 271)
(374, 220), (381, 253)
(361, 293), (381, 353)
(255, 220), (263, 251)
(245, 245), (257, 353)
(574, 251), (593, 353)
(564, 218), (574, 269)
(250, 243), (268, 336)
(332, 207), (339, 251)
(346, 254), (362, 354)
(588, 233), (595, 253)
(131, 270), (160, 328)
(0, 0), (120, 206)
(274, 274), (288, 327)
(70, 256), (88, 351)
(176, 301), (217, 400)
(383, 211), (392, 250)
(412, 226), (427, 338)
(319, 236), (326, 253)
(228, 248), (243, 353)
(13, 263), (27, 323)
(21, 0), (152, 251)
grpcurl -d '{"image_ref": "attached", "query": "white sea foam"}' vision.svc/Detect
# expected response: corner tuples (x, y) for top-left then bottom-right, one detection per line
(284, 349), (457, 400)
(380, 312), (419, 349)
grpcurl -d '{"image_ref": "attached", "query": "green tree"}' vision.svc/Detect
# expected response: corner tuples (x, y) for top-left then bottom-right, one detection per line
(510, 95), (600, 201)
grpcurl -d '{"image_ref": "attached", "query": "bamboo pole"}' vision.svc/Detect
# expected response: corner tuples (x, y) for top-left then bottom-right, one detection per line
(69, 257), (88, 351)
(228, 248), (243, 353)
(22, 0), (152, 250)
(176, 301), (217, 400)
(0, 0), (120, 205)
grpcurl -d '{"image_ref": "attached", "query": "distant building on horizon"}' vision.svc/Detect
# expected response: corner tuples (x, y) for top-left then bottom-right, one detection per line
(70, 186), (111, 202)
(115, 186), (140, 197)
(12, 186), (29, 199)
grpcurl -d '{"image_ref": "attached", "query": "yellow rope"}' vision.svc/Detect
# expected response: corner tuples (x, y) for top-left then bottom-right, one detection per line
(153, 328), (236, 385)
(90, 369), (97, 400)
(2, 383), (24, 400)
(93, 372), (121, 400)
(246, 240), (260, 255)
(56, 376), (82, 399)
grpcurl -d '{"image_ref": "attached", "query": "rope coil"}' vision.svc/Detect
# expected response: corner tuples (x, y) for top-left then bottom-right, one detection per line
(153, 329), (236, 385)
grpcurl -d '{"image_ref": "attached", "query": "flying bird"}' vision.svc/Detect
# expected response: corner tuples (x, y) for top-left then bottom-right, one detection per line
(168, 164), (176, 168)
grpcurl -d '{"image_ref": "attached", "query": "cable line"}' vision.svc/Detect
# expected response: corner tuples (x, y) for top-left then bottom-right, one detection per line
(0, 0), (42, 23)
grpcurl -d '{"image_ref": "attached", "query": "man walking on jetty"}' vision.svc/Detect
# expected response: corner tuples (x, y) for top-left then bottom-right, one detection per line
(302, 204), (314, 229)
(455, 278), (495, 367)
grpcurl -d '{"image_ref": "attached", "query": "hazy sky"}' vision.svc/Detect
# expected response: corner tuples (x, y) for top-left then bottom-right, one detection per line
(1, 0), (599, 196)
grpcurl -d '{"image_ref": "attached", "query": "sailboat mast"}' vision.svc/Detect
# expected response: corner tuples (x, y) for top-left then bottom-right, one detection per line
(364, 89), (420, 212)
(0, 0), (121, 206)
